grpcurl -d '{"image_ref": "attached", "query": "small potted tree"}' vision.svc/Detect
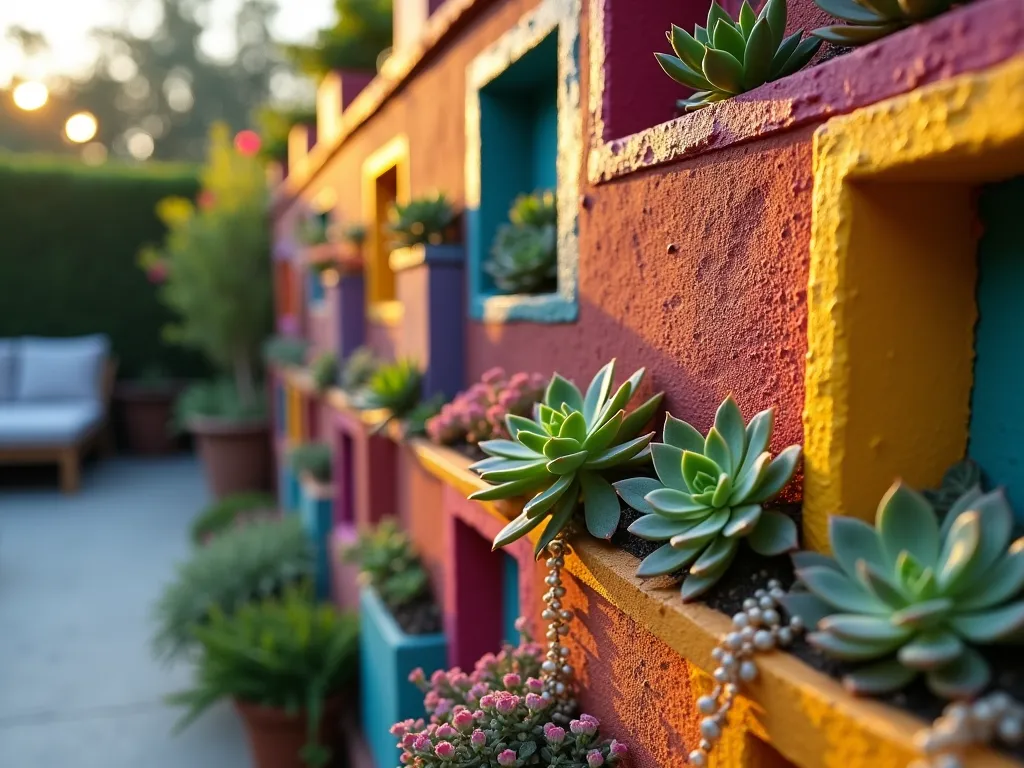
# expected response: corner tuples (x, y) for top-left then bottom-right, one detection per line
(142, 123), (274, 497)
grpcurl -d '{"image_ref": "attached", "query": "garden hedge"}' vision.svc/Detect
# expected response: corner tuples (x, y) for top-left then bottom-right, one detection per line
(0, 154), (208, 378)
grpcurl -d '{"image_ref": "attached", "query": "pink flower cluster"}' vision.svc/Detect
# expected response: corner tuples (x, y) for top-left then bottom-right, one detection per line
(426, 367), (546, 446)
(392, 630), (627, 767)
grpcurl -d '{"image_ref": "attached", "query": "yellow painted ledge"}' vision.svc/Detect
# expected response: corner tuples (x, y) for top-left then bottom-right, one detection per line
(403, 436), (1020, 768)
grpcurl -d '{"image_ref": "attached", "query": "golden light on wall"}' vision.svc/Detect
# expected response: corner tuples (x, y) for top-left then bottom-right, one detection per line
(65, 112), (98, 143)
(12, 81), (48, 111)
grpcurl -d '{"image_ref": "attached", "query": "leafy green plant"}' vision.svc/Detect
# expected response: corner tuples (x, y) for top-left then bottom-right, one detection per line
(340, 223), (367, 246)
(484, 190), (558, 295)
(812, 0), (957, 46)
(923, 458), (983, 519)
(781, 482), (1024, 699)
(283, 0), (393, 76)
(168, 586), (358, 768)
(310, 351), (338, 392)
(469, 360), (663, 557)
(174, 379), (266, 429)
(339, 346), (379, 392)
(140, 123), (272, 417)
(657, 0), (821, 111)
(290, 442), (333, 484)
(389, 193), (457, 248)
(615, 396), (801, 601)
(402, 394), (446, 438)
(344, 519), (431, 612)
(190, 492), (278, 545)
(152, 517), (314, 661)
(352, 358), (422, 419)
(263, 335), (309, 368)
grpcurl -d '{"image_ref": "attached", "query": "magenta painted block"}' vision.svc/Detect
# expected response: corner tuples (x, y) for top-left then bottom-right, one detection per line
(335, 272), (367, 359)
(442, 486), (536, 669)
(394, 245), (465, 400)
(331, 407), (397, 528)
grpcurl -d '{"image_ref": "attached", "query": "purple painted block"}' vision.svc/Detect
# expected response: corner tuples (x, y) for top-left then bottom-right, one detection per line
(394, 244), (465, 400)
(335, 272), (367, 359)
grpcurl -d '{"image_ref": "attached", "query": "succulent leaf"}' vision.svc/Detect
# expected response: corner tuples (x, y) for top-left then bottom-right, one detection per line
(546, 374), (584, 413)
(613, 477), (661, 515)
(582, 360), (615, 425)
(477, 439), (541, 460)
(761, 0), (787, 49)
(617, 393), (665, 443)
(621, 395), (801, 600)
(702, 48), (744, 94)
(580, 472), (621, 539)
(637, 541), (704, 578)
(816, 0), (890, 22)
(738, 1), (758, 37)
(670, 24), (706, 70)
(742, 19), (775, 91)
(713, 18), (747, 61)
(786, 481), (1024, 700)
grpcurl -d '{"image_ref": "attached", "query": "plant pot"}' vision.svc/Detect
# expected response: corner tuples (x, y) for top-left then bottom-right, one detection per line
(115, 382), (183, 455)
(189, 417), (272, 499)
(360, 586), (447, 768)
(234, 698), (342, 768)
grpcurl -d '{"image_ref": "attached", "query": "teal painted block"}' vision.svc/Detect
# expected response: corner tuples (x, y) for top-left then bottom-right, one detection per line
(279, 463), (301, 513)
(970, 176), (1024, 520)
(502, 554), (520, 646)
(360, 587), (447, 768)
(465, 0), (582, 324)
(299, 486), (333, 600)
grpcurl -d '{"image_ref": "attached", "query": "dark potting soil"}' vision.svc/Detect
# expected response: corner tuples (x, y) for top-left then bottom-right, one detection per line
(389, 595), (443, 636)
(611, 499), (1024, 758)
(452, 441), (487, 463)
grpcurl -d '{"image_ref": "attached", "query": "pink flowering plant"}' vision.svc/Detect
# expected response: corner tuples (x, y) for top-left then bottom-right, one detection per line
(392, 622), (628, 767)
(426, 368), (546, 447)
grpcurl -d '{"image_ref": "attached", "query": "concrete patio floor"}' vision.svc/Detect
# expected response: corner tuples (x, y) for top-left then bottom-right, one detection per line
(0, 456), (251, 767)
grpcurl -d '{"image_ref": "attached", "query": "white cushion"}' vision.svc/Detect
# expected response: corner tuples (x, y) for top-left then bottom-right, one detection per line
(0, 339), (15, 400)
(16, 335), (109, 401)
(0, 401), (103, 446)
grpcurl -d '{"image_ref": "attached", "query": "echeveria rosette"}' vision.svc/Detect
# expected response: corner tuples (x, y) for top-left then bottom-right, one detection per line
(657, 0), (821, 112)
(615, 396), (802, 601)
(468, 361), (664, 558)
(780, 483), (1024, 699)
(811, 0), (955, 47)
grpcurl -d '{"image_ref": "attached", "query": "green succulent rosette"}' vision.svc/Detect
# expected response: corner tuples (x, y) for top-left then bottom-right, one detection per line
(812, 0), (955, 47)
(469, 360), (663, 557)
(781, 482), (1024, 699)
(615, 395), (802, 601)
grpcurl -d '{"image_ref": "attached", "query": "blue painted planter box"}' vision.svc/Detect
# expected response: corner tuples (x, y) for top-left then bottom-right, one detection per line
(298, 478), (333, 600)
(279, 462), (301, 513)
(360, 586), (447, 768)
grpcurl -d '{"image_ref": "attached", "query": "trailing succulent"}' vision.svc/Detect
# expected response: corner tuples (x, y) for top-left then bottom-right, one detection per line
(657, 0), (821, 111)
(615, 396), (802, 601)
(469, 360), (663, 557)
(812, 0), (961, 46)
(780, 482), (1024, 699)
(352, 358), (423, 423)
(390, 193), (457, 248)
(485, 191), (558, 295)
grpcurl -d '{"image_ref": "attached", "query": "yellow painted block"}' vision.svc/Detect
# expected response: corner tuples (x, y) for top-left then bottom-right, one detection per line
(286, 386), (305, 443)
(804, 55), (1024, 551)
(361, 135), (410, 317)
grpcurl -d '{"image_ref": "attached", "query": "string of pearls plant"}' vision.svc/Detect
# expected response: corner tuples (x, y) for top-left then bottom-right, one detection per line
(539, 533), (578, 724)
(689, 579), (803, 767)
(911, 693), (1024, 768)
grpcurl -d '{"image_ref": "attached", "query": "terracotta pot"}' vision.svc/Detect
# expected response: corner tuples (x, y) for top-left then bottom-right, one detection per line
(188, 417), (272, 499)
(116, 382), (182, 455)
(234, 698), (342, 768)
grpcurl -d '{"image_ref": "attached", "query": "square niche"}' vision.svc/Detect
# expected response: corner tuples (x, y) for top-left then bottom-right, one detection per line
(465, 0), (581, 323)
(361, 136), (410, 326)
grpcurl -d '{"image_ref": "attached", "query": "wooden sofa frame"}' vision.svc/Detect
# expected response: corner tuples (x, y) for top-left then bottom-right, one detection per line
(0, 359), (118, 493)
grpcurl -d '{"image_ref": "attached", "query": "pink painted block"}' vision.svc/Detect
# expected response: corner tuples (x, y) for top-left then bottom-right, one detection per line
(442, 486), (537, 670)
(331, 408), (397, 528)
(331, 523), (363, 613)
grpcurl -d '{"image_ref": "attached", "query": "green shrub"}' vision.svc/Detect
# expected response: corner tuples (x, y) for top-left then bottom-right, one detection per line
(190, 492), (278, 545)
(0, 155), (204, 378)
(289, 442), (333, 483)
(152, 517), (314, 661)
(173, 379), (266, 429)
(168, 586), (358, 768)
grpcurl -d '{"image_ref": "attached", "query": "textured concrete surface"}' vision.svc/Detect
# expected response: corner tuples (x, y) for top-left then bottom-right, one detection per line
(0, 457), (251, 768)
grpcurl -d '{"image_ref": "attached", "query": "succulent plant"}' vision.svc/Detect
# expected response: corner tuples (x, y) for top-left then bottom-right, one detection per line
(657, 0), (822, 111)
(310, 351), (338, 391)
(340, 222), (367, 246)
(812, 0), (958, 46)
(344, 520), (433, 612)
(780, 482), (1024, 699)
(352, 358), (423, 421)
(262, 335), (308, 367)
(339, 346), (379, 392)
(468, 360), (664, 557)
(615, 396), (802, 601)
(923, 458), (983, 518)
(426, 367), (548, 447)
(403, 394), (447, 438)
(390, 192), (457, 248)
(289, 442), (333, 483)
(297, 211), (330, 245)
(485, 190), (557, 295)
